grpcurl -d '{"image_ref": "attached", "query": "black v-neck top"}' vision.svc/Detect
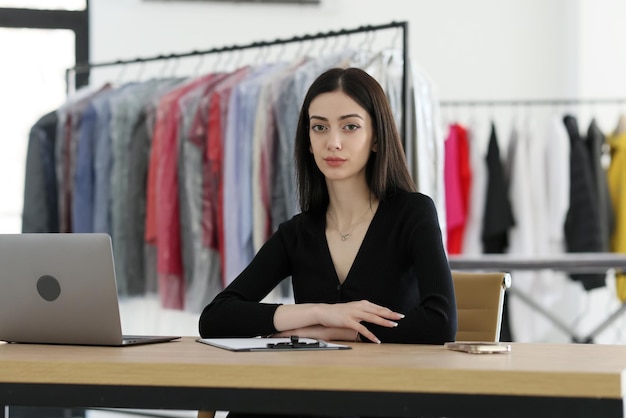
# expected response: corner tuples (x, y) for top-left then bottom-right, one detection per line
(199, 191), (457, 344)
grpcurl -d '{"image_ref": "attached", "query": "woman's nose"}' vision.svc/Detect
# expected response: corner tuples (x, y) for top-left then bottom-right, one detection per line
(327, 132), (342, 150)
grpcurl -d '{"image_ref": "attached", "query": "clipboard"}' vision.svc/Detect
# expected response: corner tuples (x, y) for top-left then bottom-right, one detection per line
(196, 335), (351, 352)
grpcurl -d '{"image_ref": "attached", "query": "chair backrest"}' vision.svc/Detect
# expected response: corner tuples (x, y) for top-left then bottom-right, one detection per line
(451, 271), (511, 342)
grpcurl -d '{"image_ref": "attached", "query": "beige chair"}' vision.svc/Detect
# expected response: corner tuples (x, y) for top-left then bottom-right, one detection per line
(451, 271), (511, 342)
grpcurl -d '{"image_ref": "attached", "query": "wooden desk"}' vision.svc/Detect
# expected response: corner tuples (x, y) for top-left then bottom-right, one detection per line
(1, 337), (626, 417)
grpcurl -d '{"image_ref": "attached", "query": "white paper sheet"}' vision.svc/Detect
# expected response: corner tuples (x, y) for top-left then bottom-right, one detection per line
(196, 337), (351, 351)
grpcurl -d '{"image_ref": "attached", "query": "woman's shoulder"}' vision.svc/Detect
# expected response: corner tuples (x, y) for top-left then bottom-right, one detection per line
(379, 191), (440, 233)
(384, 190), (436, 212)
(276, 210), (323, 237)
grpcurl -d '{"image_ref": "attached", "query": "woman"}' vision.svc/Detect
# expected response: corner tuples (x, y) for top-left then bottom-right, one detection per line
(199, 67), (456, 347)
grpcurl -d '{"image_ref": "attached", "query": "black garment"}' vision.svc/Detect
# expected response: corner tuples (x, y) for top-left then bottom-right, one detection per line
(481, 123), (515, 342)
(23, 111), (59, 233)
(481, 123), (515, 254)
(563, 115), (605, 290)
(586, 119), (615, 252)
(199, 191), (457, 345)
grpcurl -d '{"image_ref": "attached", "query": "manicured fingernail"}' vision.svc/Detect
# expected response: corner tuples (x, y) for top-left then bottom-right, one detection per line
(398, 313), (405, 319)
(390, 321), (398, 327)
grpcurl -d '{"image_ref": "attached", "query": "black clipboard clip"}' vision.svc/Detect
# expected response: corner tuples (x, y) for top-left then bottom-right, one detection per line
(266, 335), (328, 349)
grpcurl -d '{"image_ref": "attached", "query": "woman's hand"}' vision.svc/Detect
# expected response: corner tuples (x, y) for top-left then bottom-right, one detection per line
(273, 300), (404, 343)
(316, 300), (404, 343)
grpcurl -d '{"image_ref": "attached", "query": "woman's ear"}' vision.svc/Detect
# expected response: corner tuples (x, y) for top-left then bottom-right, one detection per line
(372, 139), (378, 153)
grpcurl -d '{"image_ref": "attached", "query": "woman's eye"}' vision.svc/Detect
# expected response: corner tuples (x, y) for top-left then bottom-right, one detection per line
(311, 124), (327, 132)
(344, 124), (359, 131)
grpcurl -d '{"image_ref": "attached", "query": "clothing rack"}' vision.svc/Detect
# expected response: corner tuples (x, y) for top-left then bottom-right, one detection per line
(448, 253), (626, 274)
(439, 98), (626, 107)
(448, 253), (626, 343)
(65, 20), (411, 142)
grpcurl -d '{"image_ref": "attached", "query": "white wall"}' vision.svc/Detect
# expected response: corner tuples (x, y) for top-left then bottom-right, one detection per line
(90, 0), (579, 100)
(575, 0), (626, 130)
(89, 0), (626, 342)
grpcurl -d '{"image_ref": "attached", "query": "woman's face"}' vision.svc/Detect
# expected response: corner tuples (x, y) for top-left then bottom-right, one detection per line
(308, 90), (375, 183)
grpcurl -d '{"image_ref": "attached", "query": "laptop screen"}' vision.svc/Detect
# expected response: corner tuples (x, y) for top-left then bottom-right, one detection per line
(0, 233), (126, 345)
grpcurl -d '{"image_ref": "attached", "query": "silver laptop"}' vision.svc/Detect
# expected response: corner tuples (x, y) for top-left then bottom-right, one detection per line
(0, 233), (180, 346)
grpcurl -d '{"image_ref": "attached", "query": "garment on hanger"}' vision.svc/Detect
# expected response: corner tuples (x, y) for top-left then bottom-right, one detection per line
(481, 122), (515, 254)
(408, 62), (446, 239)
(607, 128), (626, 300)
(23, 110), (59, 233)
(460, 117), (490, 256)
(223, 64), (284, 288)
(443, 123), (471, 254)
(56, 84), (112, 234)
(586, 119), (614, 252)
(562, 115), (605, 290)
(178, 73), (229, 312)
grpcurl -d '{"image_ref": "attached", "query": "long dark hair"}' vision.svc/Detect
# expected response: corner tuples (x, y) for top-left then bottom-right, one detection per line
(294, 67), (416, 213)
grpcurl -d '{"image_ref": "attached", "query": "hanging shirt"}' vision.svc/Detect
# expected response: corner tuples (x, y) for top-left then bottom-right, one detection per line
(176, 73), (222, 312)
(607, 131), (626, 300)
(252, 62), (291, 252)
(409, 62), (447, 241)
(146, 73), (216, 310)
(73, 102), (99, 233)
(91, 91), (116, 236)
(562, 115), (605, 290)
(56, 84), (111, 233)
(222, 64), (282, 286)
(23, 111), (59, 233)
(202, 67), (251, 288)
(586, 119), (614, 252)
(444, 123), (471, 254)
(109, 80), (165, 295)
(271, 57), (310, 232)
(506, 121), (534, 257)
(481, 122), (515, 254)
(461, 117), (490, 255)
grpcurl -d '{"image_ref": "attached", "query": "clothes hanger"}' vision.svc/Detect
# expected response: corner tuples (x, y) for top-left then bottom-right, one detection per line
(272, 42), (287, 63)
(135, 58), (146, 81)
(329, 31), (342, 54)
(115, 62), (128, 85)
(614, 101), (626, 135)
(252, 44), (265, 65)
(159, 56), (172, 77)
(193, 53), (206, 76)
(168, 56), (180, 78)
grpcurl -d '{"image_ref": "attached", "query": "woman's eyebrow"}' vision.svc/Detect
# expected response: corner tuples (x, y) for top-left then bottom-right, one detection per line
(309, 114), (364, 121)
(339, 113), (364, 121)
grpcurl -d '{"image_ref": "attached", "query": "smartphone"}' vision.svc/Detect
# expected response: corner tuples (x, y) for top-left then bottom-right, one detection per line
(444, 341), (511, 354)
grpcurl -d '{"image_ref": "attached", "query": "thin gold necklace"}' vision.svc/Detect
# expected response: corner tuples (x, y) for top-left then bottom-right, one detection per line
(327, 205), (373, 241)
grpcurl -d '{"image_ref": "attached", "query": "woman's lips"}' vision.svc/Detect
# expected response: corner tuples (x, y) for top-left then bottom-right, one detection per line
(324, 157), (346, 167)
